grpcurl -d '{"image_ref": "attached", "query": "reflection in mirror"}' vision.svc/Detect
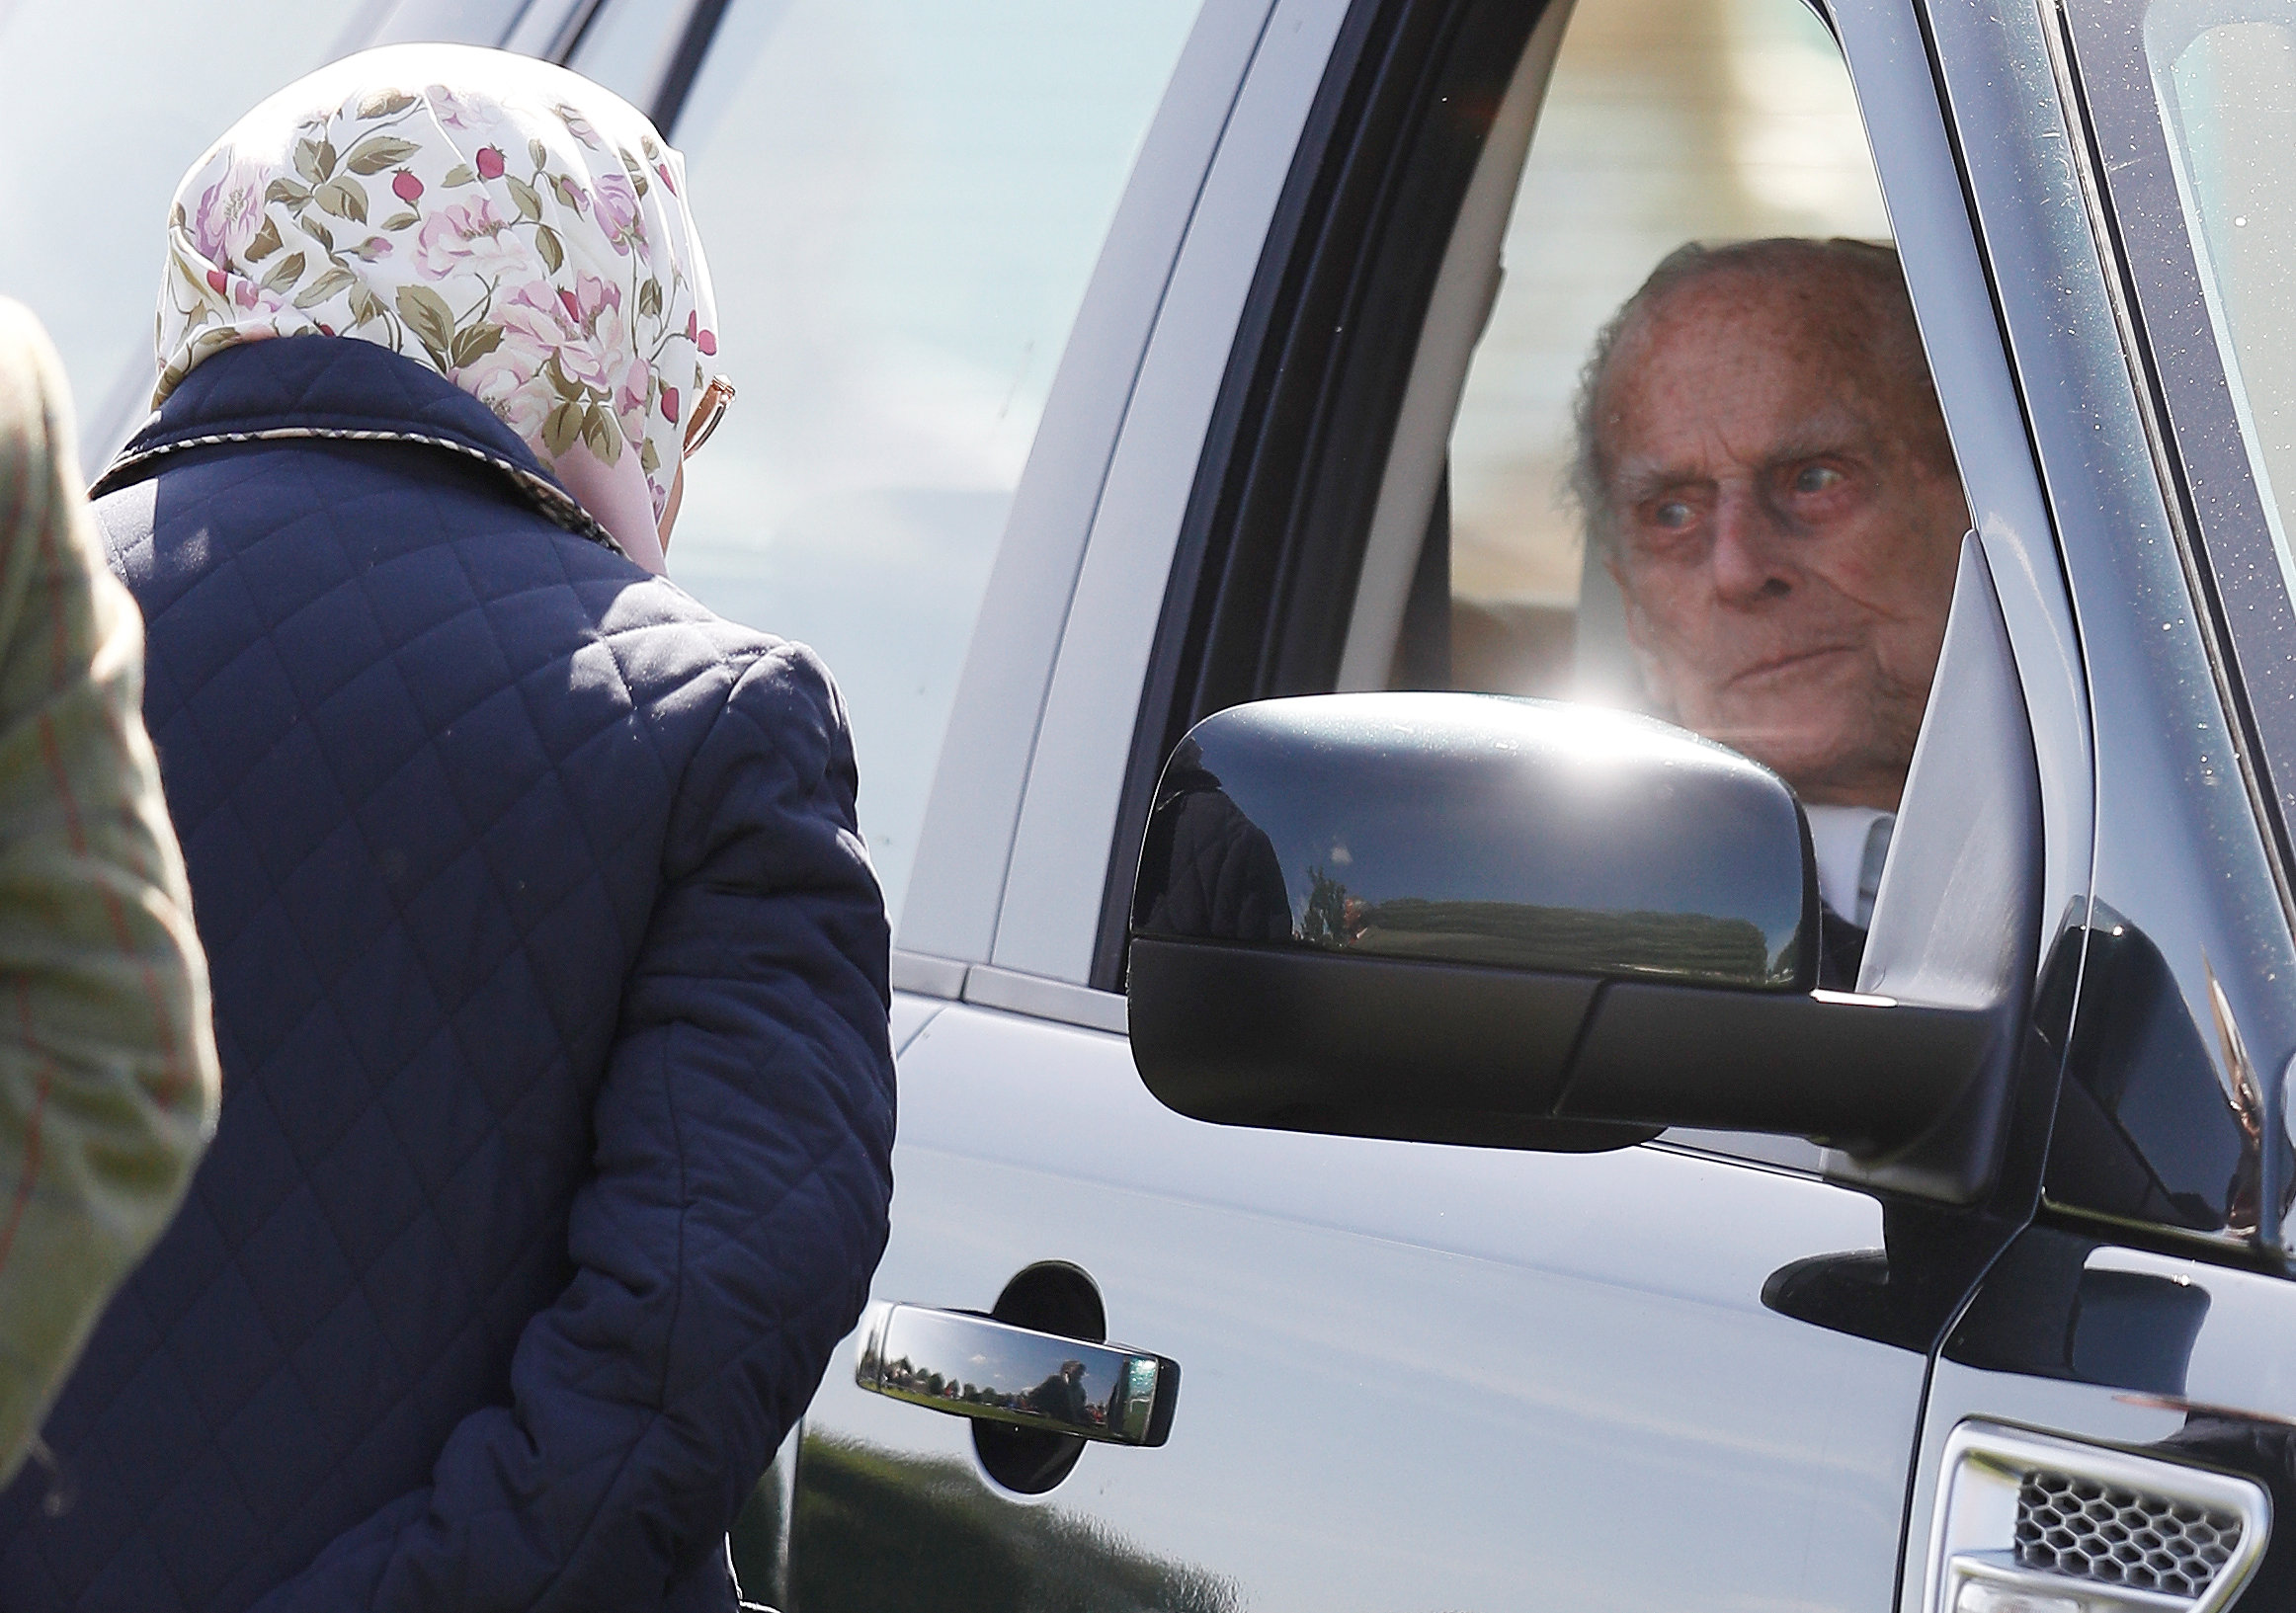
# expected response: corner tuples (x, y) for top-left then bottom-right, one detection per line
(2045, 907), (2266, 1236)
(975, 1260), (1108, 1493)
(858, 1304), (1176, 1447)
(873, 1329), (1111, 1435)
(1134, 693), (1815, 991)
(789, 1434), (1238, 1613)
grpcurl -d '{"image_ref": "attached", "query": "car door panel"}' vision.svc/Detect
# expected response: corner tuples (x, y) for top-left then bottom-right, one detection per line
(1901, 1234), (2296, 1610)
(780, 0), (2255, 1605)
(794, 2), (2070, 1606)
(793, 1001), (1928, 1611)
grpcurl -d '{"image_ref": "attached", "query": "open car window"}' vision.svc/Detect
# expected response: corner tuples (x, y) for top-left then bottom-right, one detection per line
(1431, 0), (1893, 710)
(1377, 0), (1956, 1171)
(1115, 0), (2002, 1175)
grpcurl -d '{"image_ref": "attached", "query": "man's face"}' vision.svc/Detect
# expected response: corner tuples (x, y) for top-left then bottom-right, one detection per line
(1597, 268), (1967, 809)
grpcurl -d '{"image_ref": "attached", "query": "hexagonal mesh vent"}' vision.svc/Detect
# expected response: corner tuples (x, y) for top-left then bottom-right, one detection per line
(2013, 1468), (2243, 1597)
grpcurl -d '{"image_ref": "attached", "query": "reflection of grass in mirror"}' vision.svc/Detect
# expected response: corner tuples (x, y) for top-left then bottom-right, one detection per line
(788, 1434), (1238, 1613)
(1361, 897), (1777, 982)
(1301, 867), (1782, 985)
(729, 1456), (789, 1610)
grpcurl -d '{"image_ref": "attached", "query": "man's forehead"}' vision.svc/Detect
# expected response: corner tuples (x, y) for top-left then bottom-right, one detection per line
(1608, 379), (1879, 488)
(1602, 275), (1900, 481)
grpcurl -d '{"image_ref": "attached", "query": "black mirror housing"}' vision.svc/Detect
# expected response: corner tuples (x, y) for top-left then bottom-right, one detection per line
(1126, 693), (2000, 1163)
(1132, 693), (1818, 989)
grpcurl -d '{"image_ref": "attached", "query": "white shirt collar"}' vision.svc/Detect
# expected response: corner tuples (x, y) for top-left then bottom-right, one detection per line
(1804, 804), (1895, 926)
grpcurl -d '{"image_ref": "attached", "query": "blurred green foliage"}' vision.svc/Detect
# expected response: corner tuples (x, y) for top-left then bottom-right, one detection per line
(778, 1433), (1237, 1613)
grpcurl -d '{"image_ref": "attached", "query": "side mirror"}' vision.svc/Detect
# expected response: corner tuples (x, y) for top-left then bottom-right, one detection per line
(1125, 693), (1999, 1160)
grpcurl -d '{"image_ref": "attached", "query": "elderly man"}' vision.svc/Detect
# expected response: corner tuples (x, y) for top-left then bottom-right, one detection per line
(1572, 237), (1968, 952)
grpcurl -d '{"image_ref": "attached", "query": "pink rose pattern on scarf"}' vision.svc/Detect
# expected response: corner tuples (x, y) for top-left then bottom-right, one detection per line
(158, 47), (717, 525)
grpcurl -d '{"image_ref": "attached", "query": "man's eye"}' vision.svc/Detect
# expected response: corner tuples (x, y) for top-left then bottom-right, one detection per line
(1792, 464), (1845, 495)
(1653, 500), (1694, 528)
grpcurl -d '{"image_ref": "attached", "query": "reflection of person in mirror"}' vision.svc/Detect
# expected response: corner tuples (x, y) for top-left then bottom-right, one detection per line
(1573, 238), (1969, 981)
(1026, 1360), (1091, 1427)
(1135, 739), (1295, 944)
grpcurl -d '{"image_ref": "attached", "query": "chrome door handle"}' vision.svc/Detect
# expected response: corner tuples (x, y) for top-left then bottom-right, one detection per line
(854, 1301), (1180, 1447)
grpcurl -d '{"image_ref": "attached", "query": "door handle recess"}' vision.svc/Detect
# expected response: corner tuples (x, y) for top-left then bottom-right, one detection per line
(854, 1301), (1180, 1447)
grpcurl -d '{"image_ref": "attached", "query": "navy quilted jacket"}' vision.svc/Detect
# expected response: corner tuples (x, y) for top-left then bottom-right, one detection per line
(0, 337), (896, 1612)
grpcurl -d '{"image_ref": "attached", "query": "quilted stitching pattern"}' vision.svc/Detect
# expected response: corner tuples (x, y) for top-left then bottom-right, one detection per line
(0, 341), (895, 1612)
(1136, 751), (1294, 944)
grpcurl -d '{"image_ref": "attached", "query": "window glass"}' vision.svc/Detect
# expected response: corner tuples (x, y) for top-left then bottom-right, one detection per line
(0, 0), (382, 465)
(2147, 7), (2296, 605)
(666, 0), (1201, 923)
(567, 0), (688, 112)
(1445, 0), (1891, 706)
(1432, 0), (1916, 1171)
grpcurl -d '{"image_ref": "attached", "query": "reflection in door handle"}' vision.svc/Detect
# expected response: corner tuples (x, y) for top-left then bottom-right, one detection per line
(854, 1302), (1181, 1447)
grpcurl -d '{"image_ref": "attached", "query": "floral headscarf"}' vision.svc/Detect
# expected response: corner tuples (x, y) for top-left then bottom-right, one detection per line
(157, 44), (718, 572)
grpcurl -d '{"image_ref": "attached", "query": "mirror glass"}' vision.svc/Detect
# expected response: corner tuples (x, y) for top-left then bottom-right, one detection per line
(1132, 693), (1816, 990)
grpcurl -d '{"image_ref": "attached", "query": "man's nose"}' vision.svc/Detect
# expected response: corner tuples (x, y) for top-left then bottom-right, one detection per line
(1709, 485), (1794, 605)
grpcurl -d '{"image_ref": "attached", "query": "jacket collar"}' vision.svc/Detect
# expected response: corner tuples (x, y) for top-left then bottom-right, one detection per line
(92, 336), (622, 556)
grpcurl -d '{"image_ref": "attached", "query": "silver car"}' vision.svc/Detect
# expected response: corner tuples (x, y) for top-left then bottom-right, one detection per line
(8, 0), (2296, 1607)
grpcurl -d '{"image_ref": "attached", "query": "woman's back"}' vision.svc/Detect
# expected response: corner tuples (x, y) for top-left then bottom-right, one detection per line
(0, 334), (893, 1612)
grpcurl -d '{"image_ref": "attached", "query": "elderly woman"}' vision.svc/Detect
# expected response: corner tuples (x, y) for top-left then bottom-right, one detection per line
(0, 48), (895, 1613)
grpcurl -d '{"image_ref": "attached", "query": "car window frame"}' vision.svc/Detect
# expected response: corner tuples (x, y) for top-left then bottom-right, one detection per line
(1083, 0), (2097, 1002)
(1082, 0), (2096, 984)
(1085, 0), (1563, 994)
(2052, 0), (2296, 935)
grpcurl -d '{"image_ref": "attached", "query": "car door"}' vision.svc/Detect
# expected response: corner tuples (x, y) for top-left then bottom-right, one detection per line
(770, 0), (2101, 1608)
(1892, 0), (2296, 1608)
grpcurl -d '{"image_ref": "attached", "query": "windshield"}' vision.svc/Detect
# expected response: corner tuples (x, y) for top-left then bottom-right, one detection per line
(2147, 1), (2296, 604)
